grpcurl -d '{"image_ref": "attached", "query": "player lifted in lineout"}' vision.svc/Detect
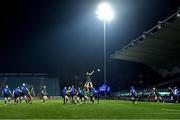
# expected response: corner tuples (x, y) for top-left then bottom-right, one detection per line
(84, 70), (95, 91)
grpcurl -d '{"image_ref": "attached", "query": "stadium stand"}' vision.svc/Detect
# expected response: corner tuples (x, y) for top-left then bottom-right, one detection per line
(0, 73), (60, 96)
(111, 8), (180, 78)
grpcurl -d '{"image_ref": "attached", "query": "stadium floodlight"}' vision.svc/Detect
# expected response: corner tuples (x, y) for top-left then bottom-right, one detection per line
(96, 2), (114, 89)
(96, 2), (114, 22)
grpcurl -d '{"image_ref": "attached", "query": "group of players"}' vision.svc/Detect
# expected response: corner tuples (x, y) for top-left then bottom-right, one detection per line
(62, 70), (100, 104)
(62, 85), (100, 104)
(130, 86), (180, 103)
(2, 70), (100, 105)
(1, 83), (48, 105)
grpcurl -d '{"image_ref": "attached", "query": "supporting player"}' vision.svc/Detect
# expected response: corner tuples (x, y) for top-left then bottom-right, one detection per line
(89, 88), (94, 104)
(2, 85), (12, 105)
(70, 85), (75, 104)
(63, 86), (71, 104)
(83, 87), (90, 103)
(73, 88), (79, 104)
(41, 85), (48, 104)
(91, 88), (100, 104)
(84, 70), (94, 91)
(13, 87), (21, 104)
(130, 86), (137, 104)
(20, 83), (29, 103)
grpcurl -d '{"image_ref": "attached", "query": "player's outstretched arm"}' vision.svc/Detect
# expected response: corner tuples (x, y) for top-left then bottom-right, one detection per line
(89, 70), (95, 75)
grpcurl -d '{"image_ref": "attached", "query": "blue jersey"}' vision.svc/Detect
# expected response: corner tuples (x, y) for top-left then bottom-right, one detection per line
(91, 89), (98, 96)
(70, 88), (75, 95)
(62, 88), (67, 96)
(21, 86), (27, 94)
(78, 88), (83, 96)
(130, 88), (136, 96)
(173, 89), (179, 96)
(14, 88), (20, 95)
(3, 88), (11, 95)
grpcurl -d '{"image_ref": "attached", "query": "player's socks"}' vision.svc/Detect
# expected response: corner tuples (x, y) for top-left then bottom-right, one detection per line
(63, 98), (66, 104)
(41, 100), (45, 104)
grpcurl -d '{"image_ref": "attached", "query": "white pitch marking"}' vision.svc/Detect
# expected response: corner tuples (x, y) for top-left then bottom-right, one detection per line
(161, 108), (180, 112)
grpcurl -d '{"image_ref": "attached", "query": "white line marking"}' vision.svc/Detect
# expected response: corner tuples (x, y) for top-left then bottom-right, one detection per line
(162, 108), (180, 112)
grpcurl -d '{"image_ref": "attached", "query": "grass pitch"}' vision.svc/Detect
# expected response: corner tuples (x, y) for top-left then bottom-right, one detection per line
(0, 100), (180, 119)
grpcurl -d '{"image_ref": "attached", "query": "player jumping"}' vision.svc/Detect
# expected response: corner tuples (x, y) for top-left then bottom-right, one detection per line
(84, 70), (94, 91)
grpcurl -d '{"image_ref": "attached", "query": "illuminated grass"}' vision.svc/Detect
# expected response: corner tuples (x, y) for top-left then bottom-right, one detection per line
(0, 100), (180, 119)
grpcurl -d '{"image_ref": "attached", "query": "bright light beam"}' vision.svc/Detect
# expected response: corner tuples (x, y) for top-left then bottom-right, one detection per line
(96, 2), (114, 21)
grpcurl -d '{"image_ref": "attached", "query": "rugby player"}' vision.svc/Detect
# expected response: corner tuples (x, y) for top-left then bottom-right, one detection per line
(152, 87), (163, 102)
(84, 70), (94, 91)
(13, 87), (21, 104)
(91, 88), (100, 104)
(173, 87), (179, 103)
(2, 85), (12, 105)
(168, 87), (174, 102)
(62, 86), (67, 104)
(77, 87), (84, 103)
(21, 83), (29, 103)
(130, 86), (137, 104)
(41, 85), (48, 104)
(70, 85), (75, 103)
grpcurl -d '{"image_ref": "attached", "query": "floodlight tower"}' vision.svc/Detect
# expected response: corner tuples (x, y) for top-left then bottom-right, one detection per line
(96, 2), (114, 87)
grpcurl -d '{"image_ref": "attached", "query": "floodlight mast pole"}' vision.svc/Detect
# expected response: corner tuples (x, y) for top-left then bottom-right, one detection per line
(103, 19), (106, 87)
(104, 19), (107, 97)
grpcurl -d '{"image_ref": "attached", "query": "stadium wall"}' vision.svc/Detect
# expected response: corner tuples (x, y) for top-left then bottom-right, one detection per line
(0, 73), (60, 96)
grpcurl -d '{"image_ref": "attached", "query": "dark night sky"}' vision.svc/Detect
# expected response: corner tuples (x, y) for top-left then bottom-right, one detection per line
(1, 0), (180, 88)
